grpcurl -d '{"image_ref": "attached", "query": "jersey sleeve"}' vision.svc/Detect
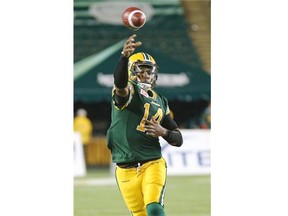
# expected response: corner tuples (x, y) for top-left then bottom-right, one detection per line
(162, 111), (179, 130)
(162, 97), (171, 116)
(112, 82), (134, 110)
(161, 96), (178, 130)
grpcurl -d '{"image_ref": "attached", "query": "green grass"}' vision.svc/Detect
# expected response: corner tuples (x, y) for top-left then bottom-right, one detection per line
(74, 168), (210, 216)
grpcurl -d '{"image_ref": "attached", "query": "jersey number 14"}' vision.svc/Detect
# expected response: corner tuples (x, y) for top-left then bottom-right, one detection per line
(136, 103), (163, 132)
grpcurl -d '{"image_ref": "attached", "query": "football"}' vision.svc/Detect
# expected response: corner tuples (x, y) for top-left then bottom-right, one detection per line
(122, 7), (146, 30)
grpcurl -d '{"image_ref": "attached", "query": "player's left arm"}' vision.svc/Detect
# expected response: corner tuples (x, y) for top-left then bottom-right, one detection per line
(144, 114), (183, 147)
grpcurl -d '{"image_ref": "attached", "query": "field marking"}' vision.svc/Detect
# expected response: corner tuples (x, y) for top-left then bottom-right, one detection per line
(74, 178), (116, 186)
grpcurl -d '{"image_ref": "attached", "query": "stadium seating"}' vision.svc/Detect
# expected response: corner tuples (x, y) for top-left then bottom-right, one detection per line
(74, 0), (204, 71)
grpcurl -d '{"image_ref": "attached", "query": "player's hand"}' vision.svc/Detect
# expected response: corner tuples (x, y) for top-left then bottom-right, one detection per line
(144, 118), (167, 138)
(121, 34), (142, 57)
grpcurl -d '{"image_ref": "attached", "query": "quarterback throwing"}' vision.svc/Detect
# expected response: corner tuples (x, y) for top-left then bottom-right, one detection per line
(107, 34), (183, 216)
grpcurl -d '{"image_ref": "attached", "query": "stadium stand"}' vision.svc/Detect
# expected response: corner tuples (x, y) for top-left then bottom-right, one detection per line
(74, 0), (204, 71)
(181, 0), (211, 73)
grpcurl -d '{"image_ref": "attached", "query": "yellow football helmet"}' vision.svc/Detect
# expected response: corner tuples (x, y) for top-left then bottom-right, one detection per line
(128, 52), (159, 89)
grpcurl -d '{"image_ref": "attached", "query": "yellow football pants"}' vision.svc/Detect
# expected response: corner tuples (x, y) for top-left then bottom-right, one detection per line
(115, 157), (167, 216)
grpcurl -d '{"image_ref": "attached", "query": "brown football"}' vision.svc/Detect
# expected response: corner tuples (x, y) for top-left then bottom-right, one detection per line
(122, 7), (146, 30)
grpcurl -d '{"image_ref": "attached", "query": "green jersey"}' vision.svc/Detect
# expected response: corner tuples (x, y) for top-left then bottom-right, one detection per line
(107, 81), (170, 163)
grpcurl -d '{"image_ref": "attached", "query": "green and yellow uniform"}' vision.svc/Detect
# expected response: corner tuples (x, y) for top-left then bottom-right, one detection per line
(107, 50), (182, 216)
(107, 81), (171, 216)
(107, 81), (170, 163)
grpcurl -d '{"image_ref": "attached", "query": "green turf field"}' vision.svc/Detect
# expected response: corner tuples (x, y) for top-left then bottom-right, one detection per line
(74, 168), (210, 216)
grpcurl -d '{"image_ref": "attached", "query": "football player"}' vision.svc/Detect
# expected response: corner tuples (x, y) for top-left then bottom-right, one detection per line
(107, 34), (183, 216)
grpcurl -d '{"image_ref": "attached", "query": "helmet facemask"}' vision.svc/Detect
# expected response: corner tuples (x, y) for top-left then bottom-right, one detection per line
(129, 60), (158, 90)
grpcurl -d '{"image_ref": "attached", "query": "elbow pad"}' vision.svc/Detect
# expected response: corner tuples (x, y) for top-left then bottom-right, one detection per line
(163, 130), (183, 147)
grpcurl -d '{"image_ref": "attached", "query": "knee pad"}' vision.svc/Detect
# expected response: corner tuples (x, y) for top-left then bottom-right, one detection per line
(146, 202), (165, 216)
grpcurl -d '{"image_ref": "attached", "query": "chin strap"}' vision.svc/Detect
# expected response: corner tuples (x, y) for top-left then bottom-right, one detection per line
(137, 82), (152, 91)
